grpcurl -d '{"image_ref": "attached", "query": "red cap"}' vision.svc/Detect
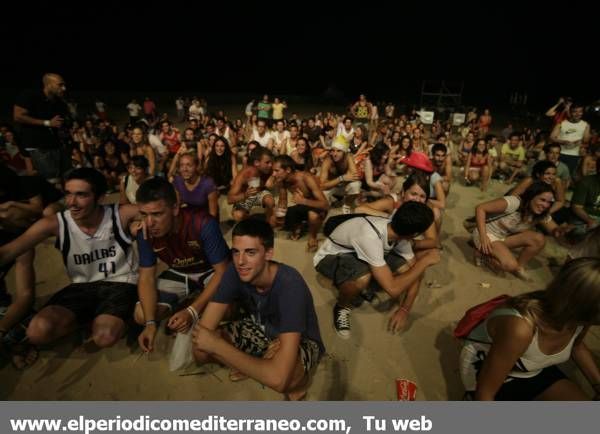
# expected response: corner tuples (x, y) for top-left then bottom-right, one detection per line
(401, 151), (434, 173)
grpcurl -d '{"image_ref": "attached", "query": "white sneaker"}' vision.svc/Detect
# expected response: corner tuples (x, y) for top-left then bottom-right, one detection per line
(514, 267), (533, 282)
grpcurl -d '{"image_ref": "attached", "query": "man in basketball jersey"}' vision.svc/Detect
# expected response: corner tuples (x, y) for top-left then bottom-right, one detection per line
(0, 168), (140, 349)
(134, 178), (230, 353)
(351, 94), (372, 127)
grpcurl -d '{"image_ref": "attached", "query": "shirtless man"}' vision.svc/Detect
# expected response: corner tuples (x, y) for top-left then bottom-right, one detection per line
(270, 155), (329, 251)
(430, 143), (452, 195)
(227, 147), (276, 226)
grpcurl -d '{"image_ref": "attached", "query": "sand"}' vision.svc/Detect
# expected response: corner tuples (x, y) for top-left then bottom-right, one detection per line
(2, 176), (599, 401)
(1, 104), (599, 400)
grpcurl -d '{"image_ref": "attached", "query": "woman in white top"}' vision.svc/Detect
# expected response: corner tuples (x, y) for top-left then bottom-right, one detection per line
(119, 156), (150, 205)
(473, 181), (567, 280)
(460, 257), (600, 400)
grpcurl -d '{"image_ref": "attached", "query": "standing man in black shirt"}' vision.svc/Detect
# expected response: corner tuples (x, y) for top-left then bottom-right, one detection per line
(13, 73), (69, 186)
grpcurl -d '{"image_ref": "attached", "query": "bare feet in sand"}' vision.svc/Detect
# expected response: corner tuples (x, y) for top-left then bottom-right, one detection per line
(306, 238), (318, 252)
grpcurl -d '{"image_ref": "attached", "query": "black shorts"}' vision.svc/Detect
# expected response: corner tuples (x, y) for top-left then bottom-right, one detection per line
(45, 281), (138, 324)
(466, 366), (567, 401)
(315, 251), (407, 287)
(284, 205), (327, 230)
(495, 366), (567, 400)
(0, 229), (28, 308)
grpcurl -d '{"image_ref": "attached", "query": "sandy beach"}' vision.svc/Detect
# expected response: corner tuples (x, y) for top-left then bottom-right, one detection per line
(2, 172), (599, 401)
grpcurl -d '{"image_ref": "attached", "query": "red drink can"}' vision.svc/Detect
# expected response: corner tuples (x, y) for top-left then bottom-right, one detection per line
(395, 378), (417, 401)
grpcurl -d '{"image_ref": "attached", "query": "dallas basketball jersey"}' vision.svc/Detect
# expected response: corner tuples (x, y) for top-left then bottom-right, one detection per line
(55, 204), (138, 284)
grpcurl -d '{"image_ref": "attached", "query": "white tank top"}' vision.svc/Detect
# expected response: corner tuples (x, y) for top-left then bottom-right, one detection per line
(252, 129), (272, 147)
(460, 307), (583, 391)
(56, 204), (138, 284)
(216, 126), (231, 141)
(558, 119), (588, 156)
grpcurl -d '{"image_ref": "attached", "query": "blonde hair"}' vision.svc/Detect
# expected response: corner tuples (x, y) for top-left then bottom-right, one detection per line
(508, 257), (600, 329)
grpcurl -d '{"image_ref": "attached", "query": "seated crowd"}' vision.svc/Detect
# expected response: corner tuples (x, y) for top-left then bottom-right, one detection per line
(1, 76), (599, 400)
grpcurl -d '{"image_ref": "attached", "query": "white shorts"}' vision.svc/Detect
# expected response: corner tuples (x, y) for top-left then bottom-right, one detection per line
(324, 181), (361, 203)
(472, 229), (504, 249)
(137, 269), (214, 312)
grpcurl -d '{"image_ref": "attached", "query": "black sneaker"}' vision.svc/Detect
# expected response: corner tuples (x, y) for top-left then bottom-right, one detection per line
(333, 304), (352, 339)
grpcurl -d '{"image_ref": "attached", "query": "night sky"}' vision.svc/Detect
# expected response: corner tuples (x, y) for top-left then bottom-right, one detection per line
(1, 2), (597, 109)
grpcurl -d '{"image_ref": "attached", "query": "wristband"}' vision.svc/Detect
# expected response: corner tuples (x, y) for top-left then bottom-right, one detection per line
(338, 175), (344, 182)
(43, 120), (51, 127)
(145, 320), (158, 327)
(186, 305), (199, 322)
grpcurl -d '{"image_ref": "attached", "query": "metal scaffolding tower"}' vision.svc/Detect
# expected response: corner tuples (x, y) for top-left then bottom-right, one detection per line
(419, 81), (464, 111)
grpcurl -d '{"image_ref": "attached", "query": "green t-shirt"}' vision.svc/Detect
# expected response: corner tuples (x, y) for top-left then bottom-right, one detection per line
(572, 175), (600, 217)
(257, 102), (271, 119)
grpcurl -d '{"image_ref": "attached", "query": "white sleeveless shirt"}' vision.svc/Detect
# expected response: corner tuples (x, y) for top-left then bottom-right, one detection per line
(558, 119), (588, 156)
(55, 204), (138, 284)
(460, 307), (583, 391)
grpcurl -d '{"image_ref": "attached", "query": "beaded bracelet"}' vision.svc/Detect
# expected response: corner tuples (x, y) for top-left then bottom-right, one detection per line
(186, 306), (199, 323)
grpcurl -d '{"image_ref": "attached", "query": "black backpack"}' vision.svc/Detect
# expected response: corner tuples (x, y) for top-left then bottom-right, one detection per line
(323, 213), (385, 249)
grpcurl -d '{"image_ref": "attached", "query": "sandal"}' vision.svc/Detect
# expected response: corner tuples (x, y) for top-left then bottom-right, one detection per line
(288, 227), (303, 241)
(11, 344), (38, 370)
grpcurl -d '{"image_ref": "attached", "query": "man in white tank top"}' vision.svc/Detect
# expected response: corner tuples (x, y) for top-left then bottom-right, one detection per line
(0, 168), (140, 350)
(251, 119), (274, 149)
(550, 103), (590, 178)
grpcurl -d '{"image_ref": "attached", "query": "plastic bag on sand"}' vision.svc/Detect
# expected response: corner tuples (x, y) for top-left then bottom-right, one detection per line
(169, 323), (196, 372)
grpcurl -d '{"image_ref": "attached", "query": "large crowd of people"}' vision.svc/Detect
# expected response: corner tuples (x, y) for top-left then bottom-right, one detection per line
(1, 73), (599, 400)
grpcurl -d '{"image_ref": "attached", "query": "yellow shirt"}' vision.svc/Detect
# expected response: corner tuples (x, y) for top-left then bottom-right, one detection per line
(501, 143), (525, 161)
(272, 103), (285, 120)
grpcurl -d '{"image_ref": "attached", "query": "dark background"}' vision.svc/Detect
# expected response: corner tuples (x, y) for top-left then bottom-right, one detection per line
(0, 2), (598, 114)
